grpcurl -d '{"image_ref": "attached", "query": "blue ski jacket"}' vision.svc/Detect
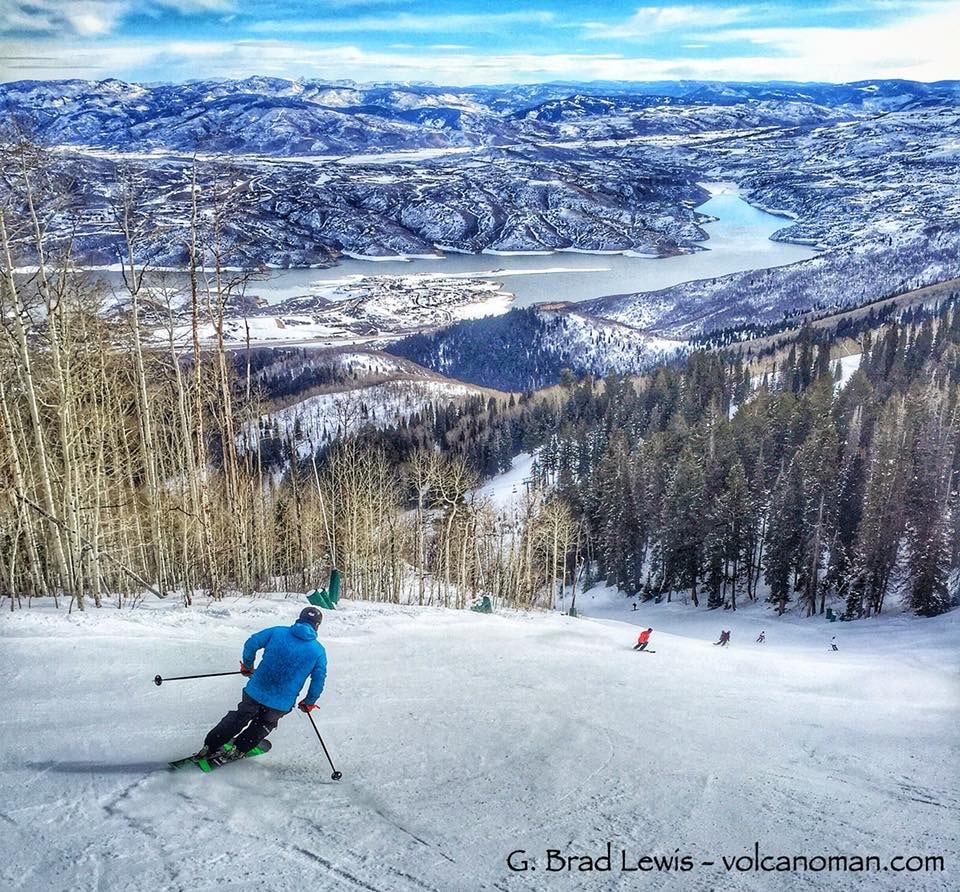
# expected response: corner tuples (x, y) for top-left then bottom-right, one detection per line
(241, 621), (327, 712)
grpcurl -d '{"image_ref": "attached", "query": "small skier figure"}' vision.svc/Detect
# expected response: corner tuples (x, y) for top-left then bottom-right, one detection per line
(756, 630), (766, 643)
(713, 630), (731, 646)
(634, 628), (653, 651)
(196, 606), (328, 763)
(831, 636), (839, 652)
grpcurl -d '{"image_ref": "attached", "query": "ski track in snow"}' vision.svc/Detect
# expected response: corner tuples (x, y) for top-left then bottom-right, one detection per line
(0, 596), (957, 891)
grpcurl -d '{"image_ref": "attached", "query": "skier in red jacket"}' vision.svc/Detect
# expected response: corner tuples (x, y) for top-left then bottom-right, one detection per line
(634, 628), (653, 651)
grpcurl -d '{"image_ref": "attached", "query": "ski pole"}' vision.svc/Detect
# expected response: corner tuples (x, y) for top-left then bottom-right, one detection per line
(305, 710), (343, 781)
(154, 671), (242, 686)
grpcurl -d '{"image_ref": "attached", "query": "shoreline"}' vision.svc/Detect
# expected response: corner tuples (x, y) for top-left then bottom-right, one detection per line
(51, 189), (819, 334)
(41, 181), (811, 277)
(44, 242), (710, 277)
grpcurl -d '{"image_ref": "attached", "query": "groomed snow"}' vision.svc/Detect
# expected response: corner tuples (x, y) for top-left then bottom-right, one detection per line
(475, 452), (536, 514)
(1, 595), (956, 890)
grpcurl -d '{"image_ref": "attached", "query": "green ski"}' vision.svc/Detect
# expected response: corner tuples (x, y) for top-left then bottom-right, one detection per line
(169, 740), (271, 772)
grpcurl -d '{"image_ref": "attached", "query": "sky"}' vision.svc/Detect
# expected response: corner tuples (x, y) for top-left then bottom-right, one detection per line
(1, 0), (959, 85)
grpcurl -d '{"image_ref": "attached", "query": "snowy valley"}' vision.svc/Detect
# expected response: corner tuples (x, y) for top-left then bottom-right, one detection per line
(7, 75), (955, 393)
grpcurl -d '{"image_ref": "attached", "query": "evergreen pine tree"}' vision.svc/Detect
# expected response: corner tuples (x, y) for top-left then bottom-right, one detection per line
(658, 445), (706, 605)
(764, 459), (804, 614)
(905, 397), (956, 617)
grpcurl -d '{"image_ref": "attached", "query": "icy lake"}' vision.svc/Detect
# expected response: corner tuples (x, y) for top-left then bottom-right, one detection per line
(246, 187), (817, 310)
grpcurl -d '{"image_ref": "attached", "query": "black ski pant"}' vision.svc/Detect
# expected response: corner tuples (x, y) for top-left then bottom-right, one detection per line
(634, 642), (648, 651)
(205, 690), (289, 754)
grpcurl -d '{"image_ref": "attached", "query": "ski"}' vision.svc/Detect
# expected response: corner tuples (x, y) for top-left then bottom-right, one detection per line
(169, 754), (201, 771)
(169, 740), (271, 772)
(199, 740), (272, 772)
(633, 649), (656, 653)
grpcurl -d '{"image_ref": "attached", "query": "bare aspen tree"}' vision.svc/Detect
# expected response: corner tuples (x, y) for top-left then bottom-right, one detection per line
(112, 167), (169, 594)
(0, 138), (578, 615)
(0, 143), (74, 599)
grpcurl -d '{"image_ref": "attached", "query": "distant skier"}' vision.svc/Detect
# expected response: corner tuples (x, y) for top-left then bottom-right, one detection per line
(195, 606), (328, 762)
(756, 630), (766, 643)
(634, 628), (653, 651)
(713, 630), (731, 647)
(831, 636), (839, 652)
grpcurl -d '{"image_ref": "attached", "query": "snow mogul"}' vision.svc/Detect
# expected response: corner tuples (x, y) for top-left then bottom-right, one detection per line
(196, 606), (328, 763)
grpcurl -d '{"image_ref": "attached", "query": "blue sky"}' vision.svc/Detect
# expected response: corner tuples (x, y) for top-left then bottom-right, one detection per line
(1, 1), (958, 84)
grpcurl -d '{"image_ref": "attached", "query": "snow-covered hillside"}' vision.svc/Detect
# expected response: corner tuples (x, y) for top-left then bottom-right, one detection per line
(539, 309), (685, 371)
(584, 227), (960, 337)
(475, 451), (536, 513)
(1, 597), (956, 890)
(388, 306), (687, 392)
(5, 78), (956, 156)
(251, 378), (479, 452)
(156, 274), (514, 349)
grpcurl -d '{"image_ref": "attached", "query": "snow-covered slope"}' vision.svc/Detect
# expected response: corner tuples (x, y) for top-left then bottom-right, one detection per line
(584, 228), (960, 337)
(834, 352), (863, 391)
(252, 378), (479, 451)
(387, 306), (686, 392)
(475, 451), (536, 514)
(1, 597), (956, 890)
(538, 309), (686, 370)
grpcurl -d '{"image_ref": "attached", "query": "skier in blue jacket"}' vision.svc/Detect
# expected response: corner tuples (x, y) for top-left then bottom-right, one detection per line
(197, 606), (328, 762)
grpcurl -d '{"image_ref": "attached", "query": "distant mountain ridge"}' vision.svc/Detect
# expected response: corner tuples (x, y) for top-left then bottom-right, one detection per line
(4, 77), (960, 156)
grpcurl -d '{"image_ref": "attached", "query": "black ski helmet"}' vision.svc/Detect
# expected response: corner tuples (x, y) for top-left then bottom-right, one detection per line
(298, 606), (323, 630)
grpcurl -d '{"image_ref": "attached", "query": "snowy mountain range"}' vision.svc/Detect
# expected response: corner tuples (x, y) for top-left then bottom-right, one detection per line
(4, 77), (960, 269)
(5, 77), (959, 155)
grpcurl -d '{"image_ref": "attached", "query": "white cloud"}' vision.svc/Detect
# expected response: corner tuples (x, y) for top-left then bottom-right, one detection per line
(248, 11), (556, 35)
(702, 1), (960, 82)
(2, 2), (959, 85)
(155, 0), (234, 12)
(0, 1), (130, 37)
(583, 5), (749, 40)
(0, 40), (823, 84)
(0, 0), (234, 38)
(66, 2), (129, 36)
(0, 4), (58, 34)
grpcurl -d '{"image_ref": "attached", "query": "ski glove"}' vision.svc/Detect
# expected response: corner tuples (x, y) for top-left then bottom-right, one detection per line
(239, 661), (253, 677)
(298, 700), (319, 713)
